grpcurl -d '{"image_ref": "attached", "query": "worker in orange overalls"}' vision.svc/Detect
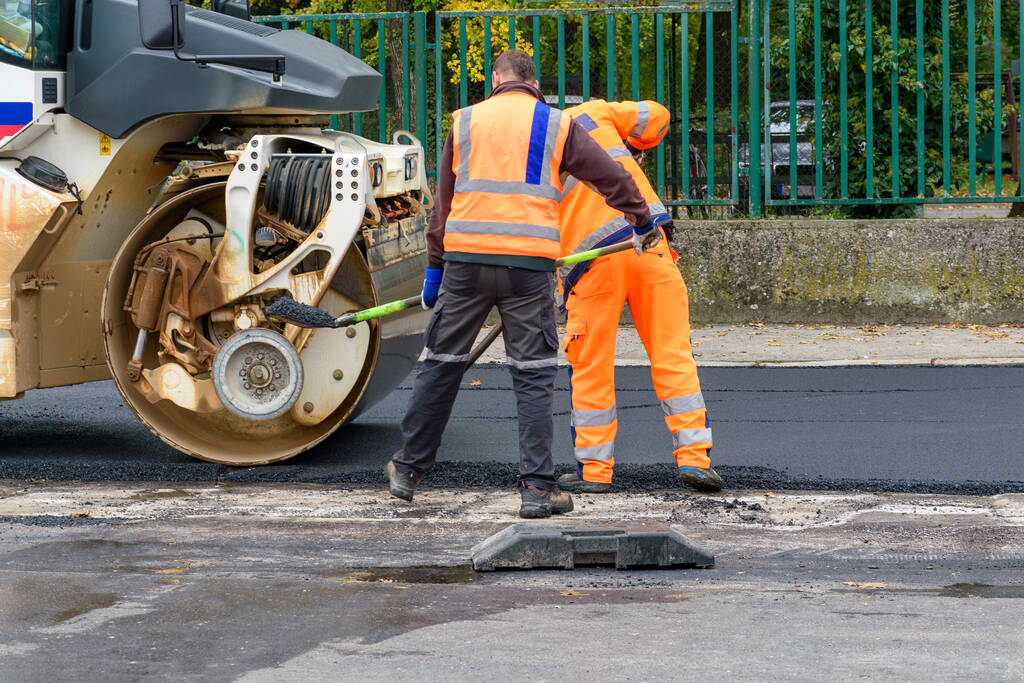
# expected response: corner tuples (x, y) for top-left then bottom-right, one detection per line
(556, 100), (723, 494)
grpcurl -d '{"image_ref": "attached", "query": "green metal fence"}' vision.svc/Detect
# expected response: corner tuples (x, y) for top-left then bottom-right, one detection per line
(253, 12), (413, 141)
(762, 0), (1024, 212)
(255, 4), (744, 214)
(255, 1), (1024, 217)
(433, 5), (740, 213)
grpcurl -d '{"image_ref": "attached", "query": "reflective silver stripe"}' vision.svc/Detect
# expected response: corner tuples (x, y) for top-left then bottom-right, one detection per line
(557, 197), (671, 278)
(539, 108), (563, 186)
(655, 122), (669, 139)
(630, 101), (651, 138)
(447, 220), (559, 242)
(606, 146), (632, 160)
(661, 392), (706, 417)
(572, 405), (617, 428)
(574, 442), (615, 463)
(425, 350), (469, 363)
(672, 427), (713, 451)
(456, 178), (562, 200)
(455, 105), (473, 182)
(559, 175), (580, 201)
(558, 215), (630, 280)
(507, 356), (558, 370)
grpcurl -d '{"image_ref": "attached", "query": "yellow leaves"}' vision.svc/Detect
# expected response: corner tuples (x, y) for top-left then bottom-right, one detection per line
(337, 572), (406, 589)
(71, 512), (90, 518)
(843, 581), (887, 589)
(469, 378), (482, 386)
(560, 589), (589, 597)
(441, 0), (533, 86)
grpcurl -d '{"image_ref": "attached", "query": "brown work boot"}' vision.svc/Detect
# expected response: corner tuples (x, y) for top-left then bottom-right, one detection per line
(557, 471), (612, 493)
(518, 484), (574, 519)
(386, 461), (421, 501)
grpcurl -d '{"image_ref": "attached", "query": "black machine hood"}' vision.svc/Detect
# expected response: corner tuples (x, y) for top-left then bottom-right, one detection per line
(67, 0), (382, 138)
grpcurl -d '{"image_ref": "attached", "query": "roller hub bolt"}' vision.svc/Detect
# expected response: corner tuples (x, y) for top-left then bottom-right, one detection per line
(248, 363), (272, 387)
(212, 328), (303, 421)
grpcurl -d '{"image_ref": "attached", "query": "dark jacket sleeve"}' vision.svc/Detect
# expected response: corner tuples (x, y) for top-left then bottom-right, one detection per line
(425, 128), (455, 266)
(559, 119), (652, 227)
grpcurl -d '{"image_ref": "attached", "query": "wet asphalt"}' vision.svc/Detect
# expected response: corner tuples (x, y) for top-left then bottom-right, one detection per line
(2, 366), (1023, 494)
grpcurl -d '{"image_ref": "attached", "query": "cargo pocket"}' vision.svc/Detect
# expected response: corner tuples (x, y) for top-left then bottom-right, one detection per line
(541, 301), (558, 353)
(423, 301), (444, 349)
(561, 319), (587, 365)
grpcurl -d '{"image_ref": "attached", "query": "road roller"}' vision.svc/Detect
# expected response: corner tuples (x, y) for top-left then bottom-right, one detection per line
(0, 0), (431, 463)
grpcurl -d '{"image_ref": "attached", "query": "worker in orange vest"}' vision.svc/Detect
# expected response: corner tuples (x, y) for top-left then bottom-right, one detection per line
(556, 99), (723, 494)
(386, 51), (657, 518)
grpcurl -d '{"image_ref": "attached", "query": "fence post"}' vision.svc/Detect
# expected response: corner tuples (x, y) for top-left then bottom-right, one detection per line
(414, 12), (426, 142)
(748, 0), (762, 217)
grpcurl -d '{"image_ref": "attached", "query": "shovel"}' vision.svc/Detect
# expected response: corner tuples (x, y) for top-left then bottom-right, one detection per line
(266, 238), (636, 330)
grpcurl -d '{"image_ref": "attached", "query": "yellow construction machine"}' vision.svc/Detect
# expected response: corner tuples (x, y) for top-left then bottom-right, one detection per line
(0, 0), (431, 464)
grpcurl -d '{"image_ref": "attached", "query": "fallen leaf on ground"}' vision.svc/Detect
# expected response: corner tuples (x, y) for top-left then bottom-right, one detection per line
(469, 379), (482, 386)
(71, 512), (90, 518)
(764, 492), (776, 498)
(844, 581), (887, 589)
(560, 589), (589, 597)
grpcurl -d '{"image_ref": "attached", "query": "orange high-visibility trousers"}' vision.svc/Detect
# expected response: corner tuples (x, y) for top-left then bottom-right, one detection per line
(561, 231), (711, 484)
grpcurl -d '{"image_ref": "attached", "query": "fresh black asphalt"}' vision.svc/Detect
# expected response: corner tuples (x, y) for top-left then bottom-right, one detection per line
(1, 366), (1023, 494)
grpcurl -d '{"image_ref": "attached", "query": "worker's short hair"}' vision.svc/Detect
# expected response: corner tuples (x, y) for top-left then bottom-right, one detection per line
(492, 49), (535, 82)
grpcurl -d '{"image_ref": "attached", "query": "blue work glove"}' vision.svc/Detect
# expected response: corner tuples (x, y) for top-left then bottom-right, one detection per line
(631, 220), (662, 255)
(421, 265), (443, 309)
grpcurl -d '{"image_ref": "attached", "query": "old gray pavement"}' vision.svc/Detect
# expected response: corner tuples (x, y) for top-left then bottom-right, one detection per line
(1, 482), (1022, 680)
(2, 324), (1023, 680)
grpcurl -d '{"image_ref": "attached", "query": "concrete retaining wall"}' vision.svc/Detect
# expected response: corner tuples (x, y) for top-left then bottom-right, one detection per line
(667, 220), (1024, 325)
(671, 218), (1024, 324)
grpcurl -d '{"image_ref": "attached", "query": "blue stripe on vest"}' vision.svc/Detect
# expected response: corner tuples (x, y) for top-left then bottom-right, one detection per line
(575, 113), (598, 131)
(524, 101), (550, 184)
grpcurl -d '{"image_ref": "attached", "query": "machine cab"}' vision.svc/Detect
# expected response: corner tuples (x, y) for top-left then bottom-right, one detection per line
(0, 0), (71, 69)
(0, 0), (71, 147)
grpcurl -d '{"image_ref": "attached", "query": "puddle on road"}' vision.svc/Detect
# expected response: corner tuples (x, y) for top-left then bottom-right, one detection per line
(332, 566), (477, 585)
(52, 593), (119, 624)
(938, 583), (1024, 599)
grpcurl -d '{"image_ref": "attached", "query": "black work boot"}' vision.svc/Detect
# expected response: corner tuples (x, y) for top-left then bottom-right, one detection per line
(557, 472), (612, 493)
(386, 461), (421, 501)
(519, 484), (574, 519)
(677, 465), (724, 492)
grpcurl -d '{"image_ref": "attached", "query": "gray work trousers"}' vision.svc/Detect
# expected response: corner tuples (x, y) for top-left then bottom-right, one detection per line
(391, 261), (559, 490)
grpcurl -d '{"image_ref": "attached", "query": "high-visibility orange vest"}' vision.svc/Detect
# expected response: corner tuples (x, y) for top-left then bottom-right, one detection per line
(558, 100), (672, 300)
(444, 91), (572, 262)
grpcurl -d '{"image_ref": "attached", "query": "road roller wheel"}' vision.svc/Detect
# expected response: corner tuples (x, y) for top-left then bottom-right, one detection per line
(101, 182), (380, 465)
